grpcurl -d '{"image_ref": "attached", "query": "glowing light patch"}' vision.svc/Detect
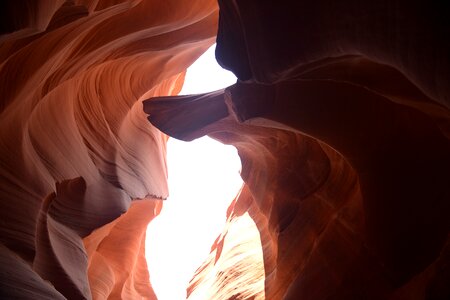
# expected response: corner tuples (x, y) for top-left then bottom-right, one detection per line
(145, 44), (242, 299)
(177, 44), (237, 95)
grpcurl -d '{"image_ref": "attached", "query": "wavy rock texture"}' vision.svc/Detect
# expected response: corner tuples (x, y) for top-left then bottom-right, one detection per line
(0, 0), (217, 298)
(144, 1), (450, 299)
(2, 0), (450, 299)
(84, 199), (163, 299)
(187, 187), (265, 300)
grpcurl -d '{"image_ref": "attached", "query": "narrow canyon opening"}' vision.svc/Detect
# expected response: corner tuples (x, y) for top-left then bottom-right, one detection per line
(145, 136), (243, 299)
(145, 45), (264, 299)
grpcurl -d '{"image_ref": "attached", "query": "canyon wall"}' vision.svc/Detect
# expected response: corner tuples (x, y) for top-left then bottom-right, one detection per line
(1, 0), (449, 299)
(0, 0), (217, 298)
(145, 1), (450, 299)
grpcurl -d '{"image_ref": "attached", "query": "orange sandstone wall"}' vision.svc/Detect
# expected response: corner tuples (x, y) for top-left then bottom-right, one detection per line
(2, 0), (449, 299)
(84, 199), (163, 299)
(0, 0), (218, 298)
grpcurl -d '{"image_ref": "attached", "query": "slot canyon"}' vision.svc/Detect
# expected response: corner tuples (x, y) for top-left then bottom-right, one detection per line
(0, 0), (449, 299)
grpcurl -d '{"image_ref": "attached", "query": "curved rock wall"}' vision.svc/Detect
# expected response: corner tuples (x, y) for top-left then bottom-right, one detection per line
(84, 199), (163, 299)
(145, 1), (450, 299)
(2, 0), (449, 299)
(0, 0), (217, 298)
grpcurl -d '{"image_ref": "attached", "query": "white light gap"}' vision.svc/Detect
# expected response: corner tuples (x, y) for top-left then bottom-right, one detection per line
(145, 44), (242, 300)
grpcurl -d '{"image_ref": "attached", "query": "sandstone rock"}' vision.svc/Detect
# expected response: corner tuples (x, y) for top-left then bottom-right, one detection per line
(1, 0), (449, 299)
(144, 1), (450, 299)
(0, 0), (217, 298)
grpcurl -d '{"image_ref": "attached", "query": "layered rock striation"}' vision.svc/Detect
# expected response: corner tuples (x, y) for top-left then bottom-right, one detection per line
(1, 0), (449, 299)
(0, 0), (217, 298)
(187, 188), (265, 300)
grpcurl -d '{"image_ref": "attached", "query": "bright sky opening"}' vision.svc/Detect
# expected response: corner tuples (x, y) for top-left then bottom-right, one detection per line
(145, 44), (242, 300)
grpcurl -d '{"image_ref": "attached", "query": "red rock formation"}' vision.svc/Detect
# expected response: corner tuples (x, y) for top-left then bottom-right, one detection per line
(0, 0), (218, 298)
(84, 199), (163, 299)
(187, 187), (265, 300)
(2, 0), (449, 299)
(144, 1), (450, 299)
